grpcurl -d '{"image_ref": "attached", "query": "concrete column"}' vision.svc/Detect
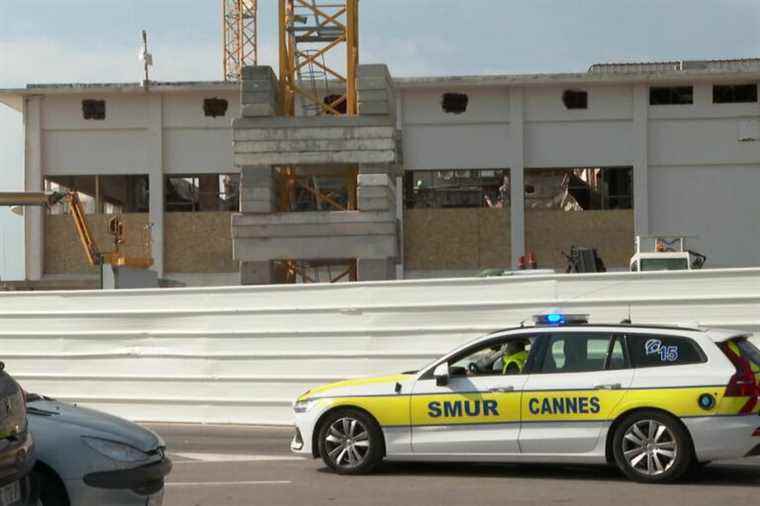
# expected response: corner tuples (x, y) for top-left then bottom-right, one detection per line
(633, 84), (649, 235)
(24, 97), (44, 281)
(147, 94), (165, 277)
(240, 167), (277, 213)
(240, 260), (274, 285)
(509, 87), (526, 268)
(357, 171), (395, 213)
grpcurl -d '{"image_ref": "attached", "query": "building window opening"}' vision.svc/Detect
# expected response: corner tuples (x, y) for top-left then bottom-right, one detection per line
(82, 100), (106, 120)
(524, 167), (632, 211)
(650, 86), (693, 105)
(165, 174), (240, 212)
(713, 84), (758, 104)
(203, 98), (229, 118)
(562, 90), (588, 109)
(404, 169), (509, 209)
(44, 175), (149, 215)
(441, 93), (469, 114)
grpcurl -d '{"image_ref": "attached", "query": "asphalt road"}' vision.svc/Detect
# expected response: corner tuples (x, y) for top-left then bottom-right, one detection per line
(148, 424), (760, 506)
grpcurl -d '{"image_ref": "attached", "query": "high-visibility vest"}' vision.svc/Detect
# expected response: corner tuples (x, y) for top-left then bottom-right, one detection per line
(502, 350), (529, 375)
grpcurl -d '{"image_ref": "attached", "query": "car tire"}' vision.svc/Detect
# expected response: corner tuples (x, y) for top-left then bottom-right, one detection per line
(612, 410), (693, 483)
(33, 467), (70, 506)
(317, 409), (384, 475)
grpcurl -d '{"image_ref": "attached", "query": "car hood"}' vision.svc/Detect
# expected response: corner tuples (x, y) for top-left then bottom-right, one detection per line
(299, 373), (414, 401)
(28, 399), (162, 453)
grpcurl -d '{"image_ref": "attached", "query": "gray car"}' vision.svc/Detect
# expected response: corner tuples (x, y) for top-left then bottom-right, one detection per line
(26, 395), (171, 506)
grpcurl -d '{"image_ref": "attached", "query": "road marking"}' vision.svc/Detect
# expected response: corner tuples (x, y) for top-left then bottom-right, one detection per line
(172, 452), (306, 463)
(166, 481), (292, 487)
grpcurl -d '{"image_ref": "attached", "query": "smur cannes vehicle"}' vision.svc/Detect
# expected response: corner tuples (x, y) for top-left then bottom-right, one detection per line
(291, 313), (760, 483)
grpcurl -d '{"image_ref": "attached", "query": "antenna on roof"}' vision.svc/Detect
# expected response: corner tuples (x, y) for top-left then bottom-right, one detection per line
(138, 30), (154, 88)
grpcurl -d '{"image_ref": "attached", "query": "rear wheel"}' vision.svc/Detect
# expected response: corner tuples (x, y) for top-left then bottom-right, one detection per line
(612, 411), (692, 483)
(317, 409), (384, 475)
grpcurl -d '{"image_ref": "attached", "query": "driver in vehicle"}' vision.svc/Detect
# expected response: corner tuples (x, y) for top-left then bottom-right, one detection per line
(501, 339), (530, 375)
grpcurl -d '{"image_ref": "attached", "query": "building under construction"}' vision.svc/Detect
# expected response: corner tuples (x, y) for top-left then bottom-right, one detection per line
(1, 1), (760, 287)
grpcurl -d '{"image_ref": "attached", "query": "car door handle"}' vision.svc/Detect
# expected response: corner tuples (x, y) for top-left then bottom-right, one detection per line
(488, 387), (515, 393)
(594, 383), (622, 390)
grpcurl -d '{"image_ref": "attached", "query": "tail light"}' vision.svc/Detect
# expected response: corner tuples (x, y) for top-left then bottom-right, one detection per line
(721, 343), (759, 415)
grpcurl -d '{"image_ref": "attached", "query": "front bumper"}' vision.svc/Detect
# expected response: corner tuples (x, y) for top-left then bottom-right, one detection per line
(291, 411), (319, 457)
(83, 457), (172, 495)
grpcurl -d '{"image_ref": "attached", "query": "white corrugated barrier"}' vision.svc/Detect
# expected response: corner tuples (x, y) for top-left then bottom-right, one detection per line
(1, 268), (759, 425)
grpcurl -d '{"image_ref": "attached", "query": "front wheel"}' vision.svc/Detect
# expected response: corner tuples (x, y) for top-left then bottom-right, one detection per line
(317, 409), (384, 475)
(612, 410), (693, 483)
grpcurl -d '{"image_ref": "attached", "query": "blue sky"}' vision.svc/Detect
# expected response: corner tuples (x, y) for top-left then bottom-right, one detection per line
(1, 0), (758, 280)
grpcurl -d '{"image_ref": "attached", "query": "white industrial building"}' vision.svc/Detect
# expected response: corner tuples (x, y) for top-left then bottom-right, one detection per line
(1, 57), (759, 287)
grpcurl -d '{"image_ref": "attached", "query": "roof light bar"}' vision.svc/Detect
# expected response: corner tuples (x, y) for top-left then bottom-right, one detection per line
(533, 312), (590, 326)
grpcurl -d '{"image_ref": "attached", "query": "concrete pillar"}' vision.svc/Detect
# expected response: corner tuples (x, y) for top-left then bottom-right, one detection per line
(357, 172), (395, 213)
(509, 87), (526, 268)
(241, 66), (280, 117)
(240, 260), (274, 285)
(147, 94), (165, 278)
(240, 167), (277, 214)
(633, 84), (649, 235)
(357, 258), (394, 282)
(24, 97), (44, 281)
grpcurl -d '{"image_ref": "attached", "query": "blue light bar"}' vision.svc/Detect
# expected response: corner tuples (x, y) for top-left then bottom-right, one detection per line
(533, 312), (589, 326)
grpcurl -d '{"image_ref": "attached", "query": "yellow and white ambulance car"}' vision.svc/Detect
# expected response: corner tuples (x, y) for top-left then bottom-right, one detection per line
(291, 313), (760, 482)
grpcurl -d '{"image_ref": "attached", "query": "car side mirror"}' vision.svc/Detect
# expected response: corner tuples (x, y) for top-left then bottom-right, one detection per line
(434, 363), (450, 387)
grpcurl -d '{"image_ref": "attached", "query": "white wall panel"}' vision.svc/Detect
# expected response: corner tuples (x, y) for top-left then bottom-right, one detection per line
(163, 128), (235, 174)
(525, 85), (633, 122)
(525, 121), (633, 167)
(402, 88), (509, 125)
(404, 124), (510, 170)
(649, 119), (760, 166)
(648, 164), (760, 267)
(0, 270), (758, 425)
(42, 95), (148, 130)
(43, 130), (149, 174)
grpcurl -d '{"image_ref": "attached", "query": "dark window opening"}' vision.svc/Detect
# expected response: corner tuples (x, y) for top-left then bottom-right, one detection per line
(203, 98), (229, 118)
(44, 175), (149, 215)
(650, 86), (693, 105)
(404, 169), (509, 209)
(82, 100), (106, 120)
(713, 84), (758, 104)
(165, 174), (239, 212)
(525, 167), (633, 211)
(562, 90), (588, 109)
(441, 93), (469, 114)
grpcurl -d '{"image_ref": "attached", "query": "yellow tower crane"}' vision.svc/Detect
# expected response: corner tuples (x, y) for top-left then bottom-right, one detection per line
(223, 0), (259, 80)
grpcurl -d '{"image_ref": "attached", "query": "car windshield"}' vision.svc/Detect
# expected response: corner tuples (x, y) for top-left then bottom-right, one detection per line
(640, 258), (689, 271)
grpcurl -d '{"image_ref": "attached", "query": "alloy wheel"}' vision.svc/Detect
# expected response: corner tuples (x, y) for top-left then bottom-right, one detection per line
(622, 419), (678, 476)
(324, 417), (371, 469)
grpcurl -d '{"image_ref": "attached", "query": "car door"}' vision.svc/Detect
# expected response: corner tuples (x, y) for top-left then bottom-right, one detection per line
(519, 331), (634, 455)
(410, 333), (538, 456)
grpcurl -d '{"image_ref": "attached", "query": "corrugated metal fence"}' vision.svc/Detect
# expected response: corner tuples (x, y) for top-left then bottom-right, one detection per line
(1, 268), (759, 425)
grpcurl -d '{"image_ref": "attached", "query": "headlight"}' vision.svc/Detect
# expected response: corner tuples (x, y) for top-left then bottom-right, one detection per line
(82, 437), (150, 463)
(293, 398), (318, 414)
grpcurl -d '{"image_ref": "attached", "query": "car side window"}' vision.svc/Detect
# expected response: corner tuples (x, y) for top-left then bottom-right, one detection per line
(626, 334), (706, 368)
(538, 333), (617, 374)
(448, 336), (538, 377)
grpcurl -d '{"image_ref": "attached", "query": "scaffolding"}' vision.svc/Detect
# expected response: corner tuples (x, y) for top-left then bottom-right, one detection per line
(223, 0), (258, 81)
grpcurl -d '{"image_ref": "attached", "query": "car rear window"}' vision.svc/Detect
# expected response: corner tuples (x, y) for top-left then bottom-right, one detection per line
(627, 334), (706, 368)
(733, 339), (760, 368)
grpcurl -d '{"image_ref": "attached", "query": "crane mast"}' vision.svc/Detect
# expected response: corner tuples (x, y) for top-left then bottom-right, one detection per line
(223, 0), (259, 80)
